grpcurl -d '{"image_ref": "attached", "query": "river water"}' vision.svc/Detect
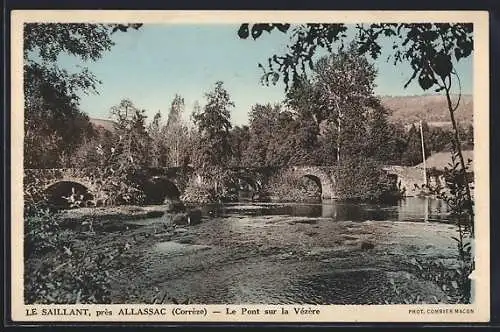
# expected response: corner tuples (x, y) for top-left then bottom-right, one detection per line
(197, 196), (450, 222)
(110, 197), (457, 304)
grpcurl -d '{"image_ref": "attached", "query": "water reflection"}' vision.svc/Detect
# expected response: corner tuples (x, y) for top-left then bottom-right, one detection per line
(217, 197), (449, 223)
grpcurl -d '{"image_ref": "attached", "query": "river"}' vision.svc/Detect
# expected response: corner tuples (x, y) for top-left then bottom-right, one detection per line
(96, 197), (461, 305)
(200, 196), (450, 222)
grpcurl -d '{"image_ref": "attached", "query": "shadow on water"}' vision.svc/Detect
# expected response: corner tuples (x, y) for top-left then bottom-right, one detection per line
(205, 197), (449, 223)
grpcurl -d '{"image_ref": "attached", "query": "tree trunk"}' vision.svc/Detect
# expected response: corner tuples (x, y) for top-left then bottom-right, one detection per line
(444, 89), (475, 236)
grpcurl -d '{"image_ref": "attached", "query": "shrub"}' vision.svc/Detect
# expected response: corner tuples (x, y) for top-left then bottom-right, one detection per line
(427, 149), (474, 303)
(180, 179), (214, 204)
(335, 156), (402, 202)
(25, 247), (114, 304)
(24, 210), (124, 304)
(264, 170), (321, 202)
(181, 167), (241, 203)
(25, 209), (65, 258)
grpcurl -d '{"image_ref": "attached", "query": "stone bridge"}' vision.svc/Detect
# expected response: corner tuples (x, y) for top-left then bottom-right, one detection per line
(24, 164), (426, 207)
(24, 165), (343, 206)
(24, 166), (192, 207)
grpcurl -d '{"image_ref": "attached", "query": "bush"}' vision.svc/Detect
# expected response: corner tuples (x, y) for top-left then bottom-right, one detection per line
(25, 209), (65, 258)
(180, 167), (242, 203)
(335, 156), (402, 202)
(25, 248), (113, 304)
(426, 149), (474, 303)
(180, 180), (214, 204)
(24, 210), (123, 304)
(264, 170), (321, 202)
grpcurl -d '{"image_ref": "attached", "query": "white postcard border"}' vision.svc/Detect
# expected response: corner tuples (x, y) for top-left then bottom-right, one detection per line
(10, 10), (490, 323)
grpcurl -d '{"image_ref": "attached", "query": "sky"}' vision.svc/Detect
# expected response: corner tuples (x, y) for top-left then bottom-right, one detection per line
(58, 24), (473, 126)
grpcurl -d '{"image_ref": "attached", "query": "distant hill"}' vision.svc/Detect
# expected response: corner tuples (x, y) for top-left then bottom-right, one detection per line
(380, 94), (473, 127)
(89, 118), (116, 133)
(88, 94), (474, 131)
(416, 149), (474, 170)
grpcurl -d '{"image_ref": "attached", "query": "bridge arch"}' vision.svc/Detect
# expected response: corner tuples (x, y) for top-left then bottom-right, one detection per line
(235, 175), (259, 191)
(301, 174), (323, 196)
(290, 166), (336, 199)
(44, 180), (94, 208)
(142, 176), (181, 204)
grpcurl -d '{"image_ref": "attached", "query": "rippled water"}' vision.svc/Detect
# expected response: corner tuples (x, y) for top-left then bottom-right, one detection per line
(122, 197), (454, 304)
(199, 197), (450, 223)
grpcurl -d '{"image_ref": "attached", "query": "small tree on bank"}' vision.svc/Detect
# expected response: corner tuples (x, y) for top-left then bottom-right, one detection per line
(190, 81), (235, 200)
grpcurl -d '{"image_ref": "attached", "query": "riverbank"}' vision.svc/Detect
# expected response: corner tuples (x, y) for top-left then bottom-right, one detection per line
(26, 203), (468, 305)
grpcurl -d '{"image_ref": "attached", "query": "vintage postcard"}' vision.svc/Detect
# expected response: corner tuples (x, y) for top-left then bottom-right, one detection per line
(10, 10), (490, 323)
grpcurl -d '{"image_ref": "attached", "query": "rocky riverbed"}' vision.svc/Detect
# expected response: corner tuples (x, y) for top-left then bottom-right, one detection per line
(48, 204), (466, 305)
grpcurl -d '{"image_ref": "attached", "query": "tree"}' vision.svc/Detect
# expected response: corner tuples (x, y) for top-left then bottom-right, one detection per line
(228, 125), (250, 167)
(428, 126), (453, 153)
(148, 111), (166, 167)
(264, 110), (297, 167)
(164, 94), (188, 167)
(189, 81), (235, 200)
(316, 121), (339, 165)
(24, 23), (142, 168)
(242, 103), (281, 167)
(192, 81), (234, 170)
(68, 131), (114, 168)
(289, 114), (321, 165)
(421, 121), (432, 156)
(166, 94), (184, 128)
(109, 99), (150, 168)
(401, 124), (422, 166)
(286, 43), (381, 161)
(366, 107), (406, 164)
(24, 58), (97, 168)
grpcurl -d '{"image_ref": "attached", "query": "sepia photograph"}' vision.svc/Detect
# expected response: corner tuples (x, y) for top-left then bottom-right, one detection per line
(10, 10), (490, 322)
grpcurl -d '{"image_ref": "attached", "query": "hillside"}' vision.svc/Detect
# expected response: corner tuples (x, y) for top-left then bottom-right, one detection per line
(380, 94), (473, 127)
(88, 94), (474, 131)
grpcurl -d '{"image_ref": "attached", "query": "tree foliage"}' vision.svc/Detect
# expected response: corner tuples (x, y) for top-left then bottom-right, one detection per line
(285, 44), (392, 162)
(228, 125), (250, 167)
(24, 23), (142, 168)
(242, 103), (281, 167)
(238, 23), (347, 89)
(109, 99), (151, 168)
(164, 95), (190, 167)
(366, 108), (407, 164)
(238, 23), (472, 93)
(192, 81), (234, 170)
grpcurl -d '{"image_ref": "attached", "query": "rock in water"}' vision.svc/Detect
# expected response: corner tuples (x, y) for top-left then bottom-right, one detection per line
(361, 241), (375, 250)
(172, 213), (189, 226)
(164, 198), (185, 213)
(187, 209), (202, 225)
